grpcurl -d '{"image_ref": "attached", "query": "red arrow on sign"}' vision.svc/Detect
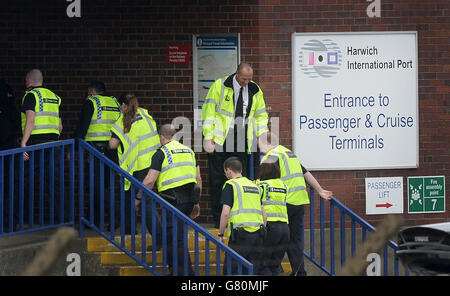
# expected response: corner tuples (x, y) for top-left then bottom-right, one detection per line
(376, 203), (393, 208)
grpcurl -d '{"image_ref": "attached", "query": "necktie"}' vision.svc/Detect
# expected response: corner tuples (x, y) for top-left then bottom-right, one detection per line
(235, 86), (243, 119)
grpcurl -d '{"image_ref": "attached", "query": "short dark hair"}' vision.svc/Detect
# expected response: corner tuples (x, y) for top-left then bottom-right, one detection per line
(258, 162), (281, 181)
(88, 80), (106, 94)
(224, 156), (242, 174)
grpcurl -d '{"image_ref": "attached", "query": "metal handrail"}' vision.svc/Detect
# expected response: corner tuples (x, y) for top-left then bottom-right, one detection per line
(304, 189), (405, 275)
(78, 139), (253, 275)
(0, 139), (75, 237)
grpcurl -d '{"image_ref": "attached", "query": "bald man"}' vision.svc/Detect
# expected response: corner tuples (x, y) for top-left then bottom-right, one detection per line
(202, 62), (269, 227)
(12, 69), (68, 229)
(21, 69), (62, 150)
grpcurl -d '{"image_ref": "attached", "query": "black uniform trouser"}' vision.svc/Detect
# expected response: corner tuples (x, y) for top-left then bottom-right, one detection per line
(145, 196), (195, 276)
(224, 229), (263, 275)
(286, 204), (306, 276)
(118, 167), (150, 235)
(261, 221), (290, 276)
(87, 141), (117, 228)
(208, 127), (249, 226)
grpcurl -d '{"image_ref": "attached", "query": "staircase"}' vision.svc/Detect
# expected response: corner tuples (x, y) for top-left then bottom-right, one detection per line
(86, 227), (293, 276)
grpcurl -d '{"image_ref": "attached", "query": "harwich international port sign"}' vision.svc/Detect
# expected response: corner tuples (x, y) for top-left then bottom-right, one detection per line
(292, 32), (418, 170)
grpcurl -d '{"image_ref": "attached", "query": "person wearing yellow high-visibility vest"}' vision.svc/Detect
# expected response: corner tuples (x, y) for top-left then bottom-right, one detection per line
(72, 81), (121, 227)
(21, 69), (62, 150)
(141, 124), (202, 276)
(202, 62), (269, 228)
(109, 93), (160, 234)
(256, 162), (290, 276)
(17, 69), (67, 226)
(109, 93), (160, 189)
(218, 156), (267, 275)
(259, 131), (333, 276)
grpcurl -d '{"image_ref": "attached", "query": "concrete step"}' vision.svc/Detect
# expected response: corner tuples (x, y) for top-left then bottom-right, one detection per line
(87, 232), (227, 252)
(100, 249), (224, 265)
(119, 261), (293, 276)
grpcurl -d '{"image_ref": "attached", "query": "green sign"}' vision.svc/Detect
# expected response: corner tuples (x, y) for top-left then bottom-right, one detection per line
(408, 176), (445, 213)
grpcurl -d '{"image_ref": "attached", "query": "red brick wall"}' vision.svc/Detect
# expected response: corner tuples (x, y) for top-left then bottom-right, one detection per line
(1, 0), (448, 227)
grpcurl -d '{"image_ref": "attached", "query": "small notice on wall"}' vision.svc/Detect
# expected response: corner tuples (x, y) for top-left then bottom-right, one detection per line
(408, 176), (445, 213)
(365, 177), (404, 215)
(167, 44), (190, 64)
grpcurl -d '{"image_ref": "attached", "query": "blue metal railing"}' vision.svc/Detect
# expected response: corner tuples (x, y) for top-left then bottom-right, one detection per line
(1, 140), (412, 276)
(303, 189), (407, 276)
(78, 139), (253, 275)
(0, 139), (75, 237)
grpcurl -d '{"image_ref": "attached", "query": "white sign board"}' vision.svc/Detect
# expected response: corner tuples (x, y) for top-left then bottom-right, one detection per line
(193, 35), (240, 109)
(292, 32), (418, 170)
(365, 177), (404, 215)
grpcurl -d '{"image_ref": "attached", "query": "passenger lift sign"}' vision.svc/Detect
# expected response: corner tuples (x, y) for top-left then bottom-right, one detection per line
(365, 177), (404, 215)
(408, 176), (445, 213)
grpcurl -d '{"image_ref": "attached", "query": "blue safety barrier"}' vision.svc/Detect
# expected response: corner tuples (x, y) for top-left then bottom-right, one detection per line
(303, 189), (408, 276)
(1, 139), (414, 276)
(0, 139), (75, 237)
(78, 139), (253, 276)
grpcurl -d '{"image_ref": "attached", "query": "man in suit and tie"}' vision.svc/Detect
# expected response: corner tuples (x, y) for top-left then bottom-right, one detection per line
(202, 62), (269, 228)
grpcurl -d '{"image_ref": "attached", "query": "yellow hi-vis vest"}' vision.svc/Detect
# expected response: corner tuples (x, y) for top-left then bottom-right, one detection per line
(257, 178), (288, 223)
(21, 87), (61, 136)
(111, 108), (160, 190)
(261, 145), (309, 206)
(201, 75), (269, 153)
(157, 140), (197, 192)
(85, 95), (121, 141)
(225, 177), (264, 237)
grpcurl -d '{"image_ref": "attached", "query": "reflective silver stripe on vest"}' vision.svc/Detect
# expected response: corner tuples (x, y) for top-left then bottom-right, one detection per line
(86, 131), (111, 138)
(33, 124), (59, 131)
(229, 208), (263, 217)
(279, 151), (291, 176)
(266, 213), (287, 219)
(288, 186), (307, 194)
(216, 77), (233, 117)
(127, 143), (161, 173)
(253, 108), (266, 117)
(262, 200), (286, 206)
(256, 125), (268, 132)
(115, 121), (158, 166)
(35, 111), (59, 117)
(90, 119), (117, 125)
(140, 109), (156, 132)
(112, 123), (133, 145)
(204, 98), (216, 105)
(161, 174), (196, 187)
(268, 149), (305, 182)
(203, 119), (215, 125)
(160, 161), (196, 173)
(213, 129), (226, 137)
(229, 180), (261, 216)
(281, 172), (304, 181)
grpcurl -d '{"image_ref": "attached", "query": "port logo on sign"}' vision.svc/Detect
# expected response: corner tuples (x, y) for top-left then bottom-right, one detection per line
(299, 39), (342, 78)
